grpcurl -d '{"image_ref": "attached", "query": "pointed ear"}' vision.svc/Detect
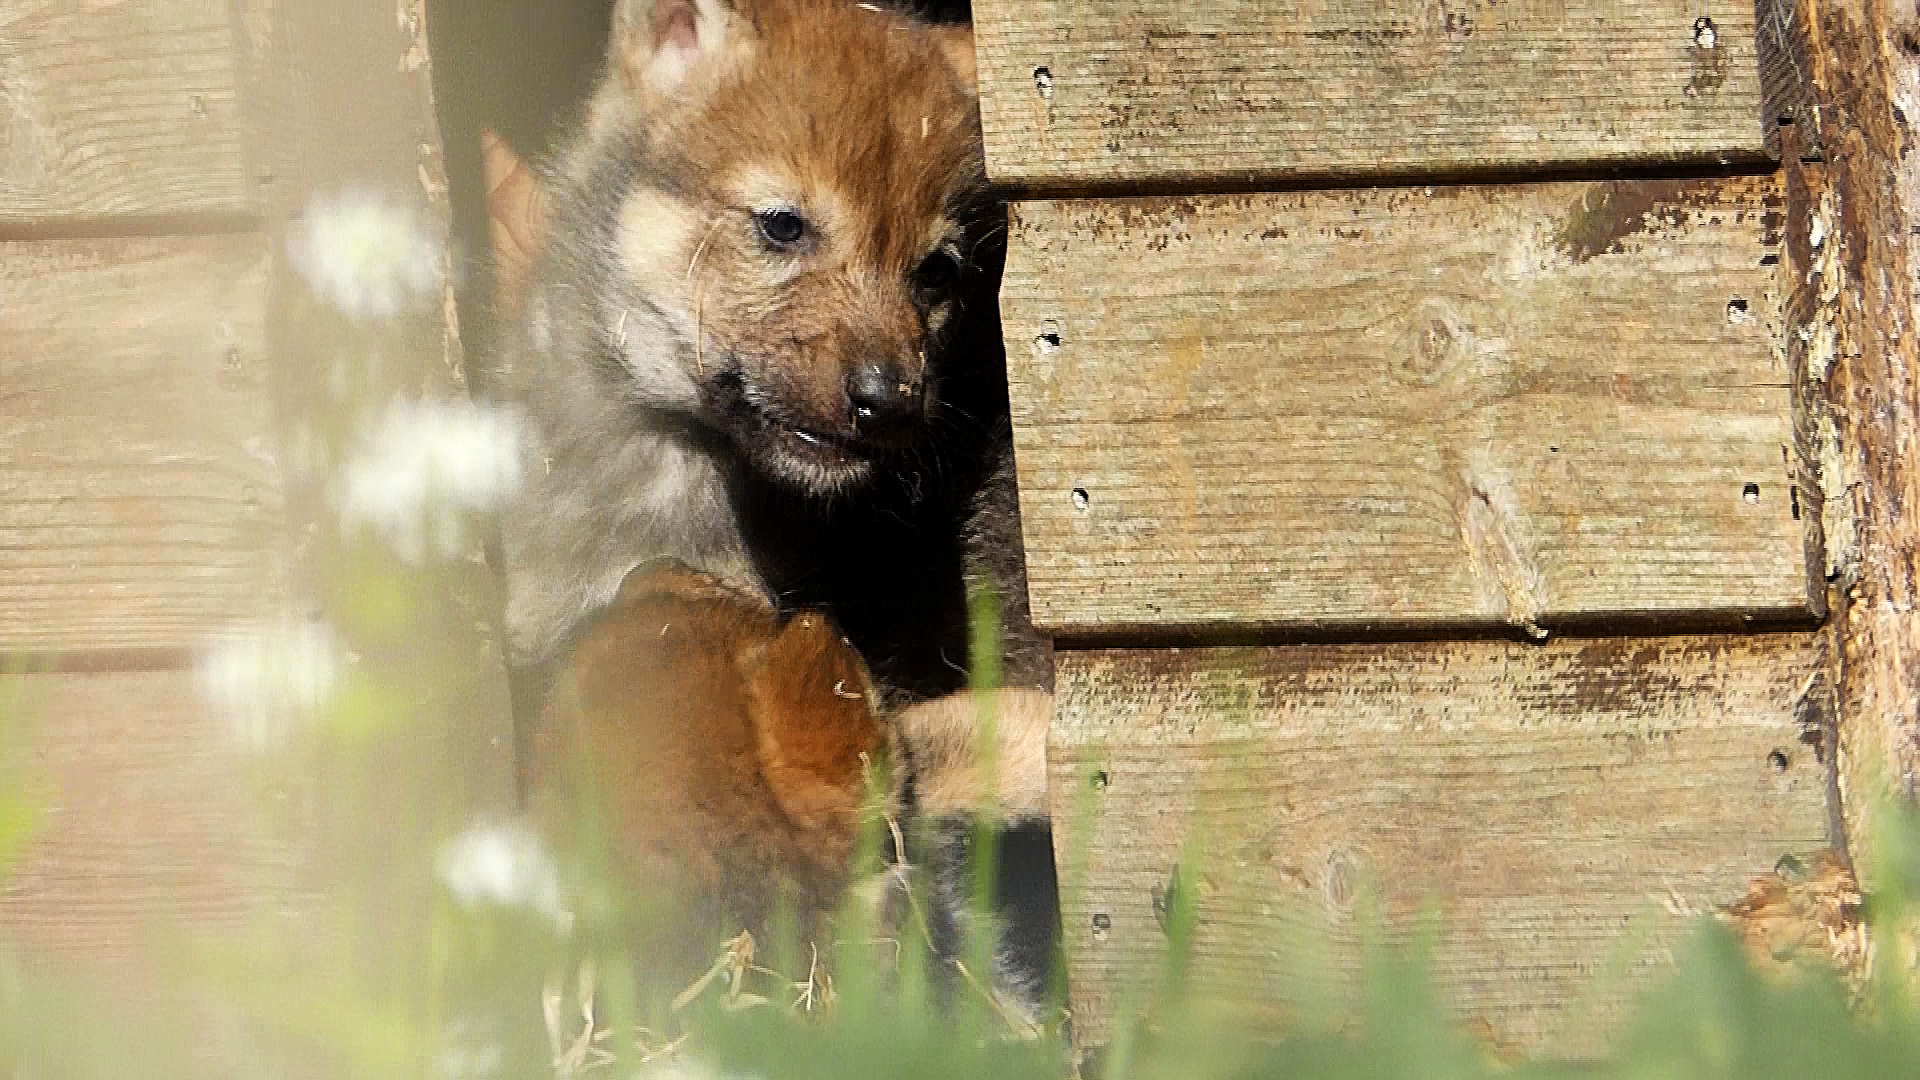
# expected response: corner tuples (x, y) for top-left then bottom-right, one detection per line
(931, 25), (978, 96)
(609, 0), (749, 100)
(481, 130), (547, 314)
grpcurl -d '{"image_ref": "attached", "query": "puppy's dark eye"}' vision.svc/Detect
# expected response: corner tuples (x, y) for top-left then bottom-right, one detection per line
(914, 250), (962, 293)
(756, 209), (808, 247)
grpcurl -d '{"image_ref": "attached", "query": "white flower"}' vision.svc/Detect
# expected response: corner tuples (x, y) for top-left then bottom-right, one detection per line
(335, 399), (525, 561)
(288, 193), (443, 319)
(197, 620), (344, 751)
(438, 821), (569, 928)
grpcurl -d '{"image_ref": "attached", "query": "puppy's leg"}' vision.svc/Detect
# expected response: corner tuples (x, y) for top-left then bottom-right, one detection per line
(895, 688), (1052, 821)
(893, 688), (1060, 1024)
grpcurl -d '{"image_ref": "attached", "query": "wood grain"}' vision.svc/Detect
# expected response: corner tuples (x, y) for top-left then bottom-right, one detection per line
(0, 670), (306, 997)
(972, 0), (1770, 190)
(1002, 177), (1816, 637)
(1774, 0), (1920, 887)
(241, 0), (455, 216)
(0, 1), (517, 1066)
(1048, 634), (1834, 1053)
(240, 0), (519, 835)
(0, 236), (287, 656)
(0, 0), (252, 225)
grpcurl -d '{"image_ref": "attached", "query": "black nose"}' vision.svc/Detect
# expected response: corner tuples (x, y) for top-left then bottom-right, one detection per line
(846, 364), (922, 440)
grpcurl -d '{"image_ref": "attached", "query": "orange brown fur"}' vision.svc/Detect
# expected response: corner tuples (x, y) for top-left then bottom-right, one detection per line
(646, 2), (983, 390)
(528, 563), (889, 982)
(481, 129), (547, 314)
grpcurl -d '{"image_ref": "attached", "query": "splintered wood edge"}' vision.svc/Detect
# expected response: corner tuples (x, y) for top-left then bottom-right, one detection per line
(240, 0), (518, 895)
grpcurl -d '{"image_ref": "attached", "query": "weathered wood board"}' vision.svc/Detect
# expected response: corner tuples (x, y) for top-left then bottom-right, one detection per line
(972, 0), (1770, 191)
(1779, 0), (1920, 873)
(0, 2), (517, 1069)
(0, 670), (304, 986)
(0, 0), (253, 226)
(241, 0), (518, 802)
(1050, 634), (1834, 1052)
(0, 236), (287, 657)
(1003, 177), (1815, 637)
(240, 0), (453, 215)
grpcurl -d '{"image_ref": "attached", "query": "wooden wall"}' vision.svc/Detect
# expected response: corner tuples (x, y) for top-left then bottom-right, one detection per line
(970, 0), (1902, 1055)
(7, 0), (1917, 1066)
(0, 0), (513, 1052)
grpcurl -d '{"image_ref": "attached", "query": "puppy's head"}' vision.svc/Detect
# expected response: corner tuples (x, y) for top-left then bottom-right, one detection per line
(588, 0), (993, 496)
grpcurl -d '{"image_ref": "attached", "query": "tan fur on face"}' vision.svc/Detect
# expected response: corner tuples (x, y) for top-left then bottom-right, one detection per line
(612, 190), (707, 405)
(602, 0), (988, 456)
(617, 190), (699, 305)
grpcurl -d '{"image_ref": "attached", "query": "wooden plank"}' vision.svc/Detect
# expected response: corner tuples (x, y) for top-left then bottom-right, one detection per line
(238, 0), (519, 874)
(0, 236), (287, 656)
(0, 670), (305, 998)
(229, 0), (533, 816)
(972, 0), (1770, 191)
(1771, 0), (1920, 884)
(241, 0), (455, 216)
(1003, 177), (1816, 637)
(1048, 634), (1835, 1053)
(0, 0), (253, 225)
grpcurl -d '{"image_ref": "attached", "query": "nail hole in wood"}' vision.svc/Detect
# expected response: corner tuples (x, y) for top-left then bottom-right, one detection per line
(1091, 912), (1111, 941)
(1768, 748), (1790, 771)
(1743, 482), (1761, 503)
(1072, 488), (1090, 512)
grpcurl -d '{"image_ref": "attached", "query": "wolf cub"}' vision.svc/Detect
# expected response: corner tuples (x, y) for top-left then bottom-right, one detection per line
(492, 0), (1056, 1014)
(494, 0), (1044, 705)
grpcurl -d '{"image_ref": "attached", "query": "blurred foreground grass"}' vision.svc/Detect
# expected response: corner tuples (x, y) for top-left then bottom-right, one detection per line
(4, 640), (1920, 1080)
